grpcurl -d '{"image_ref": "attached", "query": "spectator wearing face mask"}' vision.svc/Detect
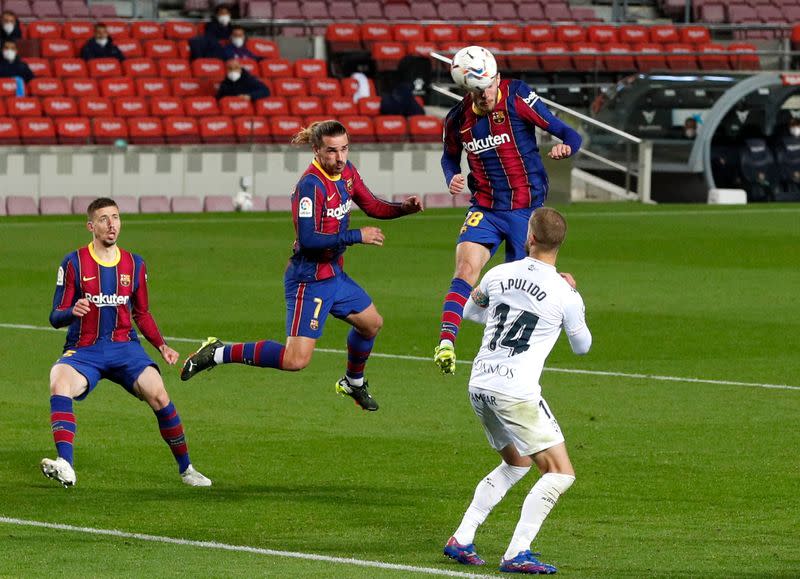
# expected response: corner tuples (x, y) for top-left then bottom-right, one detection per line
(205, 5), (233, 41)
(683, 116), (698, 140)
(80, 23), (125, 61)
(0, 40), (33, 84)
(216, 59), (270, 102)
(222, 26), (261, 61)
(0, 11), (21, 42)
(788, 117), (800, 139)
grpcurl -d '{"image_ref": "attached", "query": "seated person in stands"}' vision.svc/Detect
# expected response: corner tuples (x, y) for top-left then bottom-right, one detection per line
(1, 11), (21, 42)
(80, 23), (125, 61)
(205, 4), (233, 41)
(683, 116), (698, 140)
(0, 40), (33, 84)
(216, 59), (270, 101)
(788, 117), (800, 139)
(222, 26), (261, 61)
(380, 81), (425, 117)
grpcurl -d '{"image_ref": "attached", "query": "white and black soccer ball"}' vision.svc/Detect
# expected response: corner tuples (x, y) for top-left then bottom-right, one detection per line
(233, 191), (253, 212)
(450, 46), (498, 92)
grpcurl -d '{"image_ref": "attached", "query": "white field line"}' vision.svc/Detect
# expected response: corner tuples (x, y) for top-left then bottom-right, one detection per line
(0, 516), (493, 578)
(2, 206), (800, 228)
(2, 322), (798, 392)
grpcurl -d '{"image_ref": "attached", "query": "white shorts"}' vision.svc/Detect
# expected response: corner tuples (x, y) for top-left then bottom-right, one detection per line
(468, 387), (564, 456)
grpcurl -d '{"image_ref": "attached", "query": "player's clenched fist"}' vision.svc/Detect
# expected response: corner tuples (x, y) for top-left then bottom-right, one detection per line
(360, 226), (384, 246)
(548, 144), (572, 160)
(159, 344), (180, 365)
(449, 174), (466, 195)
(401, 195), (423, 214)
(71, 298), (91, 317)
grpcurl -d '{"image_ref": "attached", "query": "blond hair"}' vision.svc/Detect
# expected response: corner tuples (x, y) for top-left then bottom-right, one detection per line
(528, 207), (567, 251)
(291, 120), (347, 149)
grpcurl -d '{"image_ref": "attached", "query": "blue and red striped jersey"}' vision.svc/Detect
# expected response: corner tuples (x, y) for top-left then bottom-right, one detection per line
(49, 244), (166, 350)
(442, 78), (582, 211)
(287, 159), (407, 282)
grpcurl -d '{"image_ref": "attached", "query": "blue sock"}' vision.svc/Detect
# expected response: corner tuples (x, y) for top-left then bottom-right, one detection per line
(440, 277), (472, 344)
(223, 340), (285, 368)
(50, 395), (76, 466)
(155, 402), (190, 473)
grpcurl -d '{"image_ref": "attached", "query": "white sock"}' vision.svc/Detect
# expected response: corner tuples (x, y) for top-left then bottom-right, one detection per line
(503, 473), (575, 560)
(345, 375), (364, 387)
(440, 339), (454, 348)
(453, 461), (530, 545)
(213, 347), (224, 364)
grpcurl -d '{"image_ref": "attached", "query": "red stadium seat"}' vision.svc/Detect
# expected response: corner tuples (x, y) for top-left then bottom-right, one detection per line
(256, 97), (290, 116)
(100, 77), (135, 98)
(260, 58), (292, 78)
(131, 21), (163, 40)
(53, 58), (87, 78)
(192, 58), (225, 80)
(65, 78), (99, 97)
(159, 59), (192, 78)
(204, 195), (235, 212)
(538, 43), (572, 72)
(269, 116), (303, 142)
(28, 78), (64, 97)
(104, 21), (130, 39)
(238, 59), (259, 76)
(139, 195), (170, 213)
(604, 43), (636, 72)
(247, 38), (279, 59)
(235, 116), (271, 143)
(220, 96), (255, 116)
(361, 22), (392, 47)
(0, 79), (18, 96)
(273, 78), (307, 97)
(41, 39), (75, 58)
(0, 100), (6, 115)
(6, 195), (39, 215)
(525, 24), (555, 44)
(374, 115), (407, 142)
(556, 25), (586, 44)
(135, 77), (171, 97)
(392, 23), (424, 43)
(426, 24), (458, 43)
(619, 25), (649, 45)
(199, 116), (236, 143)
(325, 23), (361, 52)
(571, 43), (602, 72)
(436, 1), (462, 20)
(328, 0), (358, 21)
(42, 96), (77, 116)
(184, 96), (220, 116)
(729, 43), (760, 70)
(324, 96), (356, 116)
(289, 96), (323, 117)
(515, 2), (543, 20)
(114, 96), (147, 117)
(493, 24), (523, 43)
(63, 21), (94, 41)
(164, 21), (197, 40)
(25, 57), (51, 77)
(698, 43), (730, 70)
(408, 115), (442, 143)
(0, 117), (20, 144)
(666, 44), (698, 70)
(588, 25), (618, 45)
(371, 42), (406, 72)
(7, 97), (42, 117)
(650, 25), (680, 45)
(127, 117), (164, 144)
(294, 59), (327, 79)
(504, 42), (539, 72)
(171, 78), (210, 97)
(19, 117), (56, 144)
(144, 39), (178, 60)
(460, 25), (492, 44)
(26, 21), (61, 39)
(4, 0), (32, 18)
(163, 116), (199, 144)
(115, 39), (143, 59)
(78, 96), (113, 117)
(340, 115), (374, 143)
(171, 196), (202, 213)
(408, 42), (437, 58)
(33, 1), (63, 19)
(92, 117), (128, 144)
(150, 97), (184, 117)
(56, 117), (91, 144)
(357, 96), (381, 116)
(123, 58), (157, 77)
(307, 77), (341, 98)
(88, 58), (123, 78)
(635, 43), (668, 72)
(681, 26), (711, 45)
(39, 196), (71, 215)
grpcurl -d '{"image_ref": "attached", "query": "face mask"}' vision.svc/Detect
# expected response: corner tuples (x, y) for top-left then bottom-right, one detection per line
(684, 129), (696, 139)
(218, 14), (230, 26)
(3, 49), (15, 62)
(227, 70), (241, 82)
(2, 23), (14, 34)
(231, 36), (244, 48)
(790, 127), (800, 138)
(96, 37), (108, 47)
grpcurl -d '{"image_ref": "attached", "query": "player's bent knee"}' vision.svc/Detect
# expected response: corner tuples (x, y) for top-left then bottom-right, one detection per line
(282, 351), (312, 371)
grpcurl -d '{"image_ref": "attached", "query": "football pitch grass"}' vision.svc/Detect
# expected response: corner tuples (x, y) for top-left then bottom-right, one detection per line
(1, 203), (799, 577)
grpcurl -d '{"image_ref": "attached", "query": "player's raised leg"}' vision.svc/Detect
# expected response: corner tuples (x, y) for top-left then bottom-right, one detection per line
(337, 303), (382, 411)
(41, 364), (86, 487)
(436, 241), (491, 374)
(133, 366), (211, 487)
(181, 336), (288, 380)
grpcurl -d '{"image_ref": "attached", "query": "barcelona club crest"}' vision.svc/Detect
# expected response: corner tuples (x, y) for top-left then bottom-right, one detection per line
(345, 178), (354, 193)
(309, 319), (319, 330)
(492, 110), (505, 124)
(119, 273), (131, 287)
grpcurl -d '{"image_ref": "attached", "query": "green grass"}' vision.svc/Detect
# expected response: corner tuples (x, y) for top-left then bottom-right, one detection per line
(1, 204), (799, 577)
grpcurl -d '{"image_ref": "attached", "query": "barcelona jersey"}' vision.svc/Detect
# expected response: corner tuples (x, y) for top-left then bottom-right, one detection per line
(50, 244), (165, 351)
(442, 79), (582, 211)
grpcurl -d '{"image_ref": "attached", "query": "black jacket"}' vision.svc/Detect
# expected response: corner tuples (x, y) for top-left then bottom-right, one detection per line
(80, 38), (125, 61)
(0, 57), (33, 83)
(204, 20), (232, 41)
(0, 23), (21, 43)
(216, 70), (270, 101)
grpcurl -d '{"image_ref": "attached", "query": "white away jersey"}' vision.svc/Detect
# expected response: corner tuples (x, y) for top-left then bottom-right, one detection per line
(468, 257), (589, 400)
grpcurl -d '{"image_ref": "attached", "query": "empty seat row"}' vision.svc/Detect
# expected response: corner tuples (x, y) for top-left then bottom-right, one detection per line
(11, 21), (198, 42)
(25, 37), (280, 60)
(0, 114), (443, 145)
(0, 0), (115, 19)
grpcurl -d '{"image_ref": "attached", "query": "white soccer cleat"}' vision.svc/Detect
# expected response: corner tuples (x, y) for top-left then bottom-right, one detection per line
(40, 457), (76, 488)
(180, 465), (212, 487)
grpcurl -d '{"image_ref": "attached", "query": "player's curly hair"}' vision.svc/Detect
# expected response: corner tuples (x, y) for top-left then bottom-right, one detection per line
(291, 120), (347, 149)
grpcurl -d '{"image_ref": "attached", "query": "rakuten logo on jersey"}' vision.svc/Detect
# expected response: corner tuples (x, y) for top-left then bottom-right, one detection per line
(464, 133), (510, 154)
(325, 198), (352, 220)
(84, 293), (130, 307)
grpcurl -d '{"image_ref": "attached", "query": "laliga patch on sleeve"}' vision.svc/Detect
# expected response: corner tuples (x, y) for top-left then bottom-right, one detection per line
(298, 197), (313, 218)
(56, 266), (64, 286)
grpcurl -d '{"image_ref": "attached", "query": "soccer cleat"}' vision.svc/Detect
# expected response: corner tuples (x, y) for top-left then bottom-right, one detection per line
(180, 464), (212, 487)
(443, 536), (486, 566)
(335, 377), (379, 411)
(434, 343), (456, 374)
(40, 457), (76, 488)
(499, 550), (557, 575)
(180, 337), (223, 381)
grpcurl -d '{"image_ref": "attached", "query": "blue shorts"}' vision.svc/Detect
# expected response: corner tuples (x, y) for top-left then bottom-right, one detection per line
(457, 206), (536, 262)
(284, 271), (372, 339)
(54, 341), (159, 401)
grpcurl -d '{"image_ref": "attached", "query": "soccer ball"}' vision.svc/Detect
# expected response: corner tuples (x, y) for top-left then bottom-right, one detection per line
(450, 46), (498, 92)
(233, 191), (253, 212)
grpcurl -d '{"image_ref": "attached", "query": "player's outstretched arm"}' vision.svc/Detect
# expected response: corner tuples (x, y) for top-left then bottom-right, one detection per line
(359, 226), (384, 246)
(350, 169), (422, 219)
